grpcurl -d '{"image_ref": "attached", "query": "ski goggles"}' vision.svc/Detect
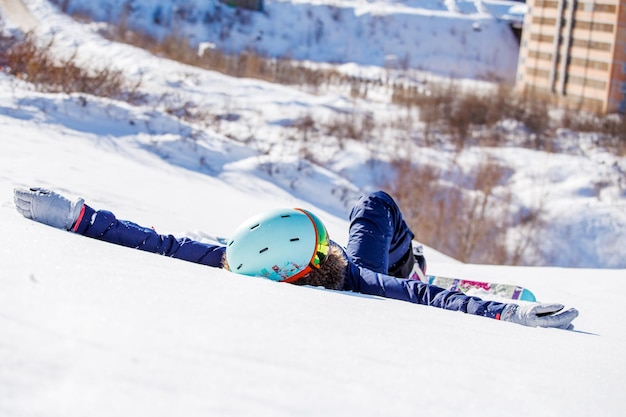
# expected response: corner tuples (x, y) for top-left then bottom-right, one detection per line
(282, 208), (330, 283)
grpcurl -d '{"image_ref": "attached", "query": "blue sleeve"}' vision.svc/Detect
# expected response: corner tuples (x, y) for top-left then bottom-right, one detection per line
(73, 205), (226, 267)
(342, 261), (507, 319)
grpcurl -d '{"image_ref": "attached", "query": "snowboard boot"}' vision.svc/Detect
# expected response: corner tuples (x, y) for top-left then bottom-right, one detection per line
(409, 243), (427, 282)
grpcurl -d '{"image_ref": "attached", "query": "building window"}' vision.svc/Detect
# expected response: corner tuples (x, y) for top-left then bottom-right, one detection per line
(528, 68), (551, 79)
(529, 50), (553, 61)
(578, 2), (590, 12)
(587, 79), (606, 90)
(571, 38), (612, 51)
(576, 3), (617, 13)
(532, 16), (557, 25)
(535, 0), (559, 8)
(620, 82), (626, 94)
(568, 76), (606, 90)
(569, 57), (609, 71)
(530, 33), (555, 43)
(572, 20), (614, 33)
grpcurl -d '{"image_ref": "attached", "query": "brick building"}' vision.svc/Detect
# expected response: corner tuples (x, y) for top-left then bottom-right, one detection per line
(516, 0), (626, 114)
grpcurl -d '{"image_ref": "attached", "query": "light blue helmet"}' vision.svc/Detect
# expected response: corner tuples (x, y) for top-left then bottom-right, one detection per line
(226, 208), (330, 282)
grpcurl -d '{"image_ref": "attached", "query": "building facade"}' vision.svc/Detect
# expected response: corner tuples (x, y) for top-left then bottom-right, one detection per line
(516, 0), (626, 114)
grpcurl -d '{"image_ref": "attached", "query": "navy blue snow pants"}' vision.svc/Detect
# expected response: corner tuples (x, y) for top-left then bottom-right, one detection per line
(345, 191), (415, 278)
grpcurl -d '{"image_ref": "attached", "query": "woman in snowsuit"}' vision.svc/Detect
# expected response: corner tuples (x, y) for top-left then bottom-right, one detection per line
(13, 187), (579, 329)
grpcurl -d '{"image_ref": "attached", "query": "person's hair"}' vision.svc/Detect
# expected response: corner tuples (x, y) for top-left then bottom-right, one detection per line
(222, 243), (347, 290)
(290, 243), (347, 290)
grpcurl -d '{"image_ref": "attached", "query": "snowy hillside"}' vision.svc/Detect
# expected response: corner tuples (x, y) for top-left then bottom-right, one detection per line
(1, 48), (626, 417)
(2, 0), (625, 269)
(1, 2), (626, 416)
(50, 0), (522, 82)
(2, 60), (626, 417)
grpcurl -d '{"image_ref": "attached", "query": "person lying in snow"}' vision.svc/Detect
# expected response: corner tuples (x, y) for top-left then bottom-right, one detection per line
(14, 187), (579, 329)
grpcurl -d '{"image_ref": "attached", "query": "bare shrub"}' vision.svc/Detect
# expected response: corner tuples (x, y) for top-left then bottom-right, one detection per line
(385, 156), (538, 265)
(321, 111), (376, 143)
(561, 109), (626, 156)
(384, 159), (445, 243)
(508, 190), (548, 265)
(485, 85), (515, 126)
(448, 92), (490, 149)
(291, 114), (340, 165)
(1, 33), (143, 103)
(616, 116), (626, 156)
(456, 156), (511, 263)
(514, 91), (551, 149)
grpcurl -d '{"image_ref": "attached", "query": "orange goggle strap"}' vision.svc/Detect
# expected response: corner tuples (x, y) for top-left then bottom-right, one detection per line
(281, 208), (330, 283)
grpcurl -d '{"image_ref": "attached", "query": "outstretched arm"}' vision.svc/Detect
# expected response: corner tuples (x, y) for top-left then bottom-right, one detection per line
(14, 187), (225, 268)
(347, 264), (508, 318)
(344, 261), (578, 329)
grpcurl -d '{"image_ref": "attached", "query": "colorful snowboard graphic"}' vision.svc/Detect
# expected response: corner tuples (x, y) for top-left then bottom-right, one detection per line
(424, 275), (537, 302)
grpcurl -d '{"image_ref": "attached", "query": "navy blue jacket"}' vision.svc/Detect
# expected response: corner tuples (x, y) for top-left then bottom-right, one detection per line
(73, 205), (508, 319)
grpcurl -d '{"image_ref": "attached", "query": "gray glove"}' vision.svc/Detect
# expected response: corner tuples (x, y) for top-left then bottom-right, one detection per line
(14, 187), (85, 231)
(501, 303), (579, 329)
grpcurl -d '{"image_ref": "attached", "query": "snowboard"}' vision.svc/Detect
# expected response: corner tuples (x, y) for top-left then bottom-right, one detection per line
(422, 274), (537, 302)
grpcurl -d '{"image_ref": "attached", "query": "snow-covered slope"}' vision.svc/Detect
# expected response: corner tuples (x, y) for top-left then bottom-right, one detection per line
(3, 0), (625, 269)
(1, 73), (625, 417)
(0, 69), (624, 416)
(1, 1), (626, 415)
(49, 0), (522, 82)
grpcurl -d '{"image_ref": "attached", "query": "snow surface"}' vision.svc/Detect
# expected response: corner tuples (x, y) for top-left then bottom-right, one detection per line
(1, 1), (626, 416)
(50, 0), (522, 82)
(2, 74), (626, 417)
